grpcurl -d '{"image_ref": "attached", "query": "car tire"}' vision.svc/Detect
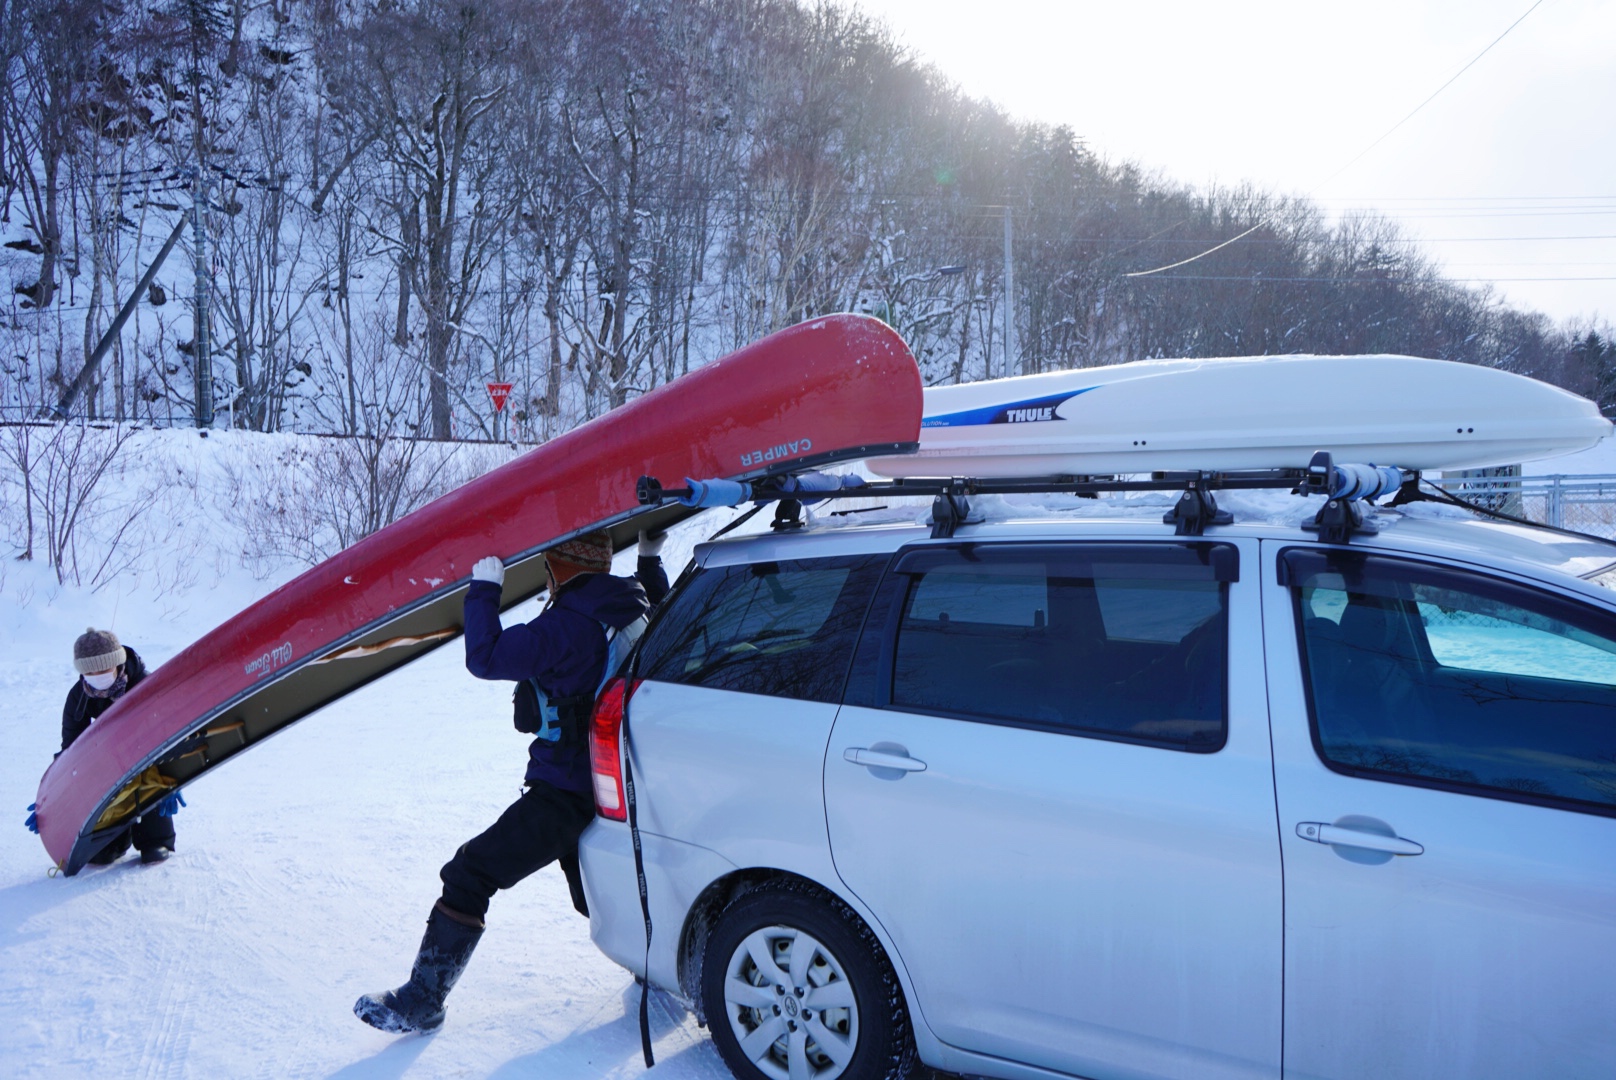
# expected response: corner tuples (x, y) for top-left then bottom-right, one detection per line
(701, 881), (917, 1080)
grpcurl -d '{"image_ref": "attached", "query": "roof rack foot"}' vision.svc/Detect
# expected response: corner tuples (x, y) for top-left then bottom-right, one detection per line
(1164, 483), (1232, 536)
(1303, 498), (1380, 544)
(930, 493), (972, 539)
(771, 498), (805, 532)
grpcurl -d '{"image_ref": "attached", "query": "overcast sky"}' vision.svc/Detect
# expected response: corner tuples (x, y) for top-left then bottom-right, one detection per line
(850, 0), (1614, 326)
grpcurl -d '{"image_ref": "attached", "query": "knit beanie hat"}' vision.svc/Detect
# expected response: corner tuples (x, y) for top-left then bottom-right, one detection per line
(546, 532), (613, 574)
(74, 627), (126, 674)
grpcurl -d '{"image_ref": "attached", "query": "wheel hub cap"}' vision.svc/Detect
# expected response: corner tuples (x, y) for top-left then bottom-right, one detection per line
(723, 924), (859, 1080)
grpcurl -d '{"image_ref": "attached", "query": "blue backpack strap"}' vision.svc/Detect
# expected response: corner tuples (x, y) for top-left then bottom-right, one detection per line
(526, 679), (565, 743)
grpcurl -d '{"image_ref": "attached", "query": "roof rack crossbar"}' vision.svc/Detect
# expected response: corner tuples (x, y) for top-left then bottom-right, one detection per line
(637, 453), (1417, 543)
(639, 469), (1319, 507)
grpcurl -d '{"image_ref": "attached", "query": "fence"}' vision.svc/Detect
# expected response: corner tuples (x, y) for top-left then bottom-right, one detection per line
(0, 402), (260, 433)
(1433, 474), (1616, 538)
(0, 410), (537, 448)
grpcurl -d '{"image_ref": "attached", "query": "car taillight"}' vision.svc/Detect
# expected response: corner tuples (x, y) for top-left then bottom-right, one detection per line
(589, 677), (639, 821)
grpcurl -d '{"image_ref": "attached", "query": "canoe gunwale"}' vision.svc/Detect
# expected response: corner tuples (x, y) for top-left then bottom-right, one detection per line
(61, 437), (922, 873)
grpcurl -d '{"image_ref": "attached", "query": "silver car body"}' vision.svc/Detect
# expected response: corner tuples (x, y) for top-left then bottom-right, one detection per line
(580, 505), (1616, 1080)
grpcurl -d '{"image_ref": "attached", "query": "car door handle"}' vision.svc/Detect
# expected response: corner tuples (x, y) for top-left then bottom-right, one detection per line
(1296, 822), (1424, 856)
(843, 747), (927, 772)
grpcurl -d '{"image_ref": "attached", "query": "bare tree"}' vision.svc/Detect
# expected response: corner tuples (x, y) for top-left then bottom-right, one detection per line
(564, 12), (654, 412)
(3, 0), (113, 311)
(32, 421), (150, 585)
(351, 0), (514, 438)
(211, 29), (319, 431)
(1, 420), (39, 559)
(0, 0), (1605, 462)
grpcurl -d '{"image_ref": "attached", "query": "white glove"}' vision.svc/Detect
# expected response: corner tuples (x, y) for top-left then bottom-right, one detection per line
(471, 556), (505, 585)
(637, 530), (666, 558)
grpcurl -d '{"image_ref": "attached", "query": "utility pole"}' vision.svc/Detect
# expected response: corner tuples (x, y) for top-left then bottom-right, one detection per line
(191, 165), (213, 427)
(1003, 206), (1017, 379)
(188, 11), (213, 428)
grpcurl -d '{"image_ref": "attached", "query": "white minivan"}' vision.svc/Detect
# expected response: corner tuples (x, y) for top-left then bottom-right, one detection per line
(579, 496), (1616, 1080)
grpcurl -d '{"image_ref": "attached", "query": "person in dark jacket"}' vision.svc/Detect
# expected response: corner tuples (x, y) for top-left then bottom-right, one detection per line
(355, 530), (668, 1034)
(62, 628), (176, 866)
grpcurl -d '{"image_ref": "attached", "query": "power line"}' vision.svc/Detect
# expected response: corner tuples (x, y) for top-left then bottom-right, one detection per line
(1123, 0), (1550, 280)
(1139, 274), (1616, 285)
(1442, 260), (1616, 267)
(1319, 0), (1548, 189)
(17, 241), (1616, 316)
(1362, 210), (1616, 219)
(952, 231), (1616, 245)
(1314, 194), (1616, 202)
(1414, 234), (1616, 242)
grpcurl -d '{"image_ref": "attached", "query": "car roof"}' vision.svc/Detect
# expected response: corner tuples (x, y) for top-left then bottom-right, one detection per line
(695, 490), (1616, 588)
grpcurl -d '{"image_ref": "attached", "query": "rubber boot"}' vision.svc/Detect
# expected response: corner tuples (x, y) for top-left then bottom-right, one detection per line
(354, 901), (484, 1033)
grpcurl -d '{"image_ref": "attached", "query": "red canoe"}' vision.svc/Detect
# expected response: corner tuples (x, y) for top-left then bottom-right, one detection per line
(36, 315), (922, 873)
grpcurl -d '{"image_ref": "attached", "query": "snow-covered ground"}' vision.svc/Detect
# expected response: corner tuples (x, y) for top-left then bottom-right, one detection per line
(0, 505), (737, 1079)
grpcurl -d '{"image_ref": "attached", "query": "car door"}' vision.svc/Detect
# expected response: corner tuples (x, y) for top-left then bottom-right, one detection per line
(624, 552), (889, 874)
(823, 539), (1282, 1080)
(1262, 543), (1616, 1080)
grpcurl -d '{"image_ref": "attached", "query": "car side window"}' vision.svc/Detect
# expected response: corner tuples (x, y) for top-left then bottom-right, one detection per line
(887, 543), (1234, 752)
(1286, 548), (1616, 815)
(635, 554), (887, 704)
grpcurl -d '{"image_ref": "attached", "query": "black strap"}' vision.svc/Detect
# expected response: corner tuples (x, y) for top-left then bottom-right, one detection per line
(622, 666), (656, 1068)
(618, 508), (756, 1068)
(705, 501), (765, 543)
(514, 681), (596, 744)
(1415, 476), (1616, 548)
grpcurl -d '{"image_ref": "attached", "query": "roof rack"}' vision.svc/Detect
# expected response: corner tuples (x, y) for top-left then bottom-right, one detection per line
(638, 451), (1412, 543)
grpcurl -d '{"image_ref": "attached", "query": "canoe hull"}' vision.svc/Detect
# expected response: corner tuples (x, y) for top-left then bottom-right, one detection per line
(36, 314), (922, 873)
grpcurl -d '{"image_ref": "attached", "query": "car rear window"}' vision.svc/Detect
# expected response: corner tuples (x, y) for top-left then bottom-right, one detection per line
(888, 543), (1234, 752)
(635, 554), (887, 703)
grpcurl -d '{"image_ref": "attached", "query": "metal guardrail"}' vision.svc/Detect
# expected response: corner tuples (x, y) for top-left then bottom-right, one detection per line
(0, 405), (216, 430)
(0, 411), (534, 447)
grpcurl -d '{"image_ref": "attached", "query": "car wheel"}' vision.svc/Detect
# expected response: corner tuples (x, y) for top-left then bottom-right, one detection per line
(701, 882), (916, 1080)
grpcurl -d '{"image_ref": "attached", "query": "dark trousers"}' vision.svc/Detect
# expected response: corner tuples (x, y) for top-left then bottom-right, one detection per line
(439, 782), (595, 921)
(89, 813), (176, 864)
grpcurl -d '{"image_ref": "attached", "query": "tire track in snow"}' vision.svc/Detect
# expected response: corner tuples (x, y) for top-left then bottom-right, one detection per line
(134, 858), (194, 1080)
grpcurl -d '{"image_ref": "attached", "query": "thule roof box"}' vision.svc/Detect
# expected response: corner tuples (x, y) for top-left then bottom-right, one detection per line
(642, 354), (1616, 546)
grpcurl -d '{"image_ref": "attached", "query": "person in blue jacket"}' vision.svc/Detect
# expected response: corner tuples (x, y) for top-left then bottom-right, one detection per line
(356, 530), (668, 1034)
